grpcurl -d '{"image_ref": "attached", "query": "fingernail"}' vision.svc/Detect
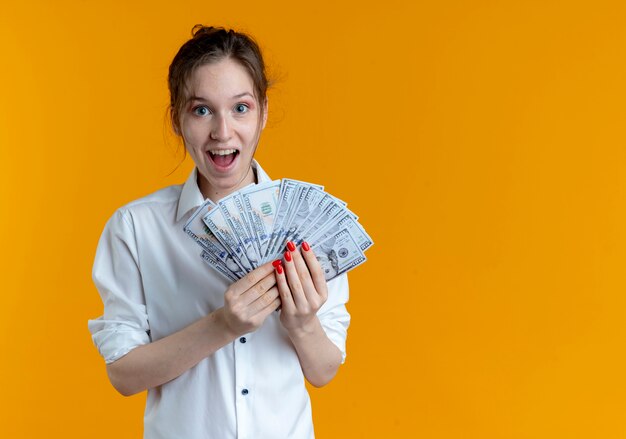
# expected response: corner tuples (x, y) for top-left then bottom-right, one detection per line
(302, 241), (310, 252)
(276, 264), (283, 274)
(287, 241), (296, 252)
(272, 259), (282, 268)
(284, 251), (292, 262)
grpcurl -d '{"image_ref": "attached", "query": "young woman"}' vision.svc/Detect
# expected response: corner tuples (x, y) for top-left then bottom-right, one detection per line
(88, 26), (350, 438)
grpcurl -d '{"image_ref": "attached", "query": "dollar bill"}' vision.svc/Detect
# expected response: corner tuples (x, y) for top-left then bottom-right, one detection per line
(200, 250), (240, 282)
(311, 228), (367, 281)
(308, 212), (373, 251)
(240, 180), (281, 263)
(185, 177), (372, 282)
(304, 203), (357, 244)
(280, 178), (324, 194)
(268, 185), (308, 259)
(267, 180), (326, 259)
(219, 193), (261, 267)
(290, 191), (334, 243)
(285, 187), (325, 248)
(183, 198), (217, 249)
(263, 181), (298, 260)
(202, 207), (253, 272)
(184, 199), (247, 279)
(296, 198), (344, 243)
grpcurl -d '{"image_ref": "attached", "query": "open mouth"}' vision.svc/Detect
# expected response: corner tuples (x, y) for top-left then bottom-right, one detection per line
(207, 148), (240, 168)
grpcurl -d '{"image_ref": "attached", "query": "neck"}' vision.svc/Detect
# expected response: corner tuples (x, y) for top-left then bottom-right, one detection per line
(199, 166), (257, 202)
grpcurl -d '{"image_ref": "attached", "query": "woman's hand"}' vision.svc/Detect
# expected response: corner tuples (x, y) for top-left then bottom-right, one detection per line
(274, 241), (328, 335)
(104, 262), (280, 396)
(221, 262), (281, 337)
(274, 240), (342, 387)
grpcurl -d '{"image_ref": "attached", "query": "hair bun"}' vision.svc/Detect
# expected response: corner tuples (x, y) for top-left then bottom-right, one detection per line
(191, 24), (216, 36)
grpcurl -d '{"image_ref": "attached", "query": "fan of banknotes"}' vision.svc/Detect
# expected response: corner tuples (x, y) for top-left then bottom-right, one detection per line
(183, 178), (373, 282)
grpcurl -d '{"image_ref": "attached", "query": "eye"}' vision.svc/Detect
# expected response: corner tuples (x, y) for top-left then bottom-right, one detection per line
(193, 106), (210, 117)
(234, 103), (249, 114)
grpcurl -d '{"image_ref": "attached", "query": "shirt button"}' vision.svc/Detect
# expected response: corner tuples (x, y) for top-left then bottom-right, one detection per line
(241, 388), (249, 396)
(239, 337), (247, 343)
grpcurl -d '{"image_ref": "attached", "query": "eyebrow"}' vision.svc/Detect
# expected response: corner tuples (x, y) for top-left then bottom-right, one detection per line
(188, 92), (255, 102)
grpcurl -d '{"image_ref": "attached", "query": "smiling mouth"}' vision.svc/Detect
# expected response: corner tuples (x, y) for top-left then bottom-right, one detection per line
(207, 149), (239, 168)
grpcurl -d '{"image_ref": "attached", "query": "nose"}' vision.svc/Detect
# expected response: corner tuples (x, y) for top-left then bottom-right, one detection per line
(210, 114), (232, 141)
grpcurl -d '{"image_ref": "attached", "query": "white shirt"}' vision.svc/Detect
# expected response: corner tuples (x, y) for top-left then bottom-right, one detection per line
(88, 161), (350, 439)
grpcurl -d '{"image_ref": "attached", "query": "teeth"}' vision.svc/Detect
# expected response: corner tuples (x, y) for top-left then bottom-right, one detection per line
(209, 149), (237, 156)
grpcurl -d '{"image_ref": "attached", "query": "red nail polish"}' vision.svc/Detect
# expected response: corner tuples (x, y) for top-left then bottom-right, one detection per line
(287, 241), (296, 252)
(284, 251), (292, 262)
(276, 264), (283, 274)
(272, 259), (282, 268)
(302, 241), (310, 251)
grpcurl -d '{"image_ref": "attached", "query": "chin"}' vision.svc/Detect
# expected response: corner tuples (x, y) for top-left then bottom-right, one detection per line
(203, 168), (254, 195)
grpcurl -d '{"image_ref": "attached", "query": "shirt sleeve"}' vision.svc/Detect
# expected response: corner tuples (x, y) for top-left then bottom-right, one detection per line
(87, 209), (151, 364)
(317, 273), (351, 364)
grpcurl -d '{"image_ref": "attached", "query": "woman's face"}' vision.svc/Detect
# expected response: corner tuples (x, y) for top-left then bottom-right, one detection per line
(179, 58), (267, 200)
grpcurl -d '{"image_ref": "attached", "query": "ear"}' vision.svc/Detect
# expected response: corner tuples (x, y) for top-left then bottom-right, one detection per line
(170, 109), (181, 136)
(261, 98), (268, 130)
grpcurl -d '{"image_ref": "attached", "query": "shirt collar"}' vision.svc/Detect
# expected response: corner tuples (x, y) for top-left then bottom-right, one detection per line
(254, 159), (271, 184)
(176, 160), (271, 222)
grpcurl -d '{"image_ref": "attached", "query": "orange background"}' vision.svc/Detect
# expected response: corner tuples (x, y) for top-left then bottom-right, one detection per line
(2, 0), (626, 437)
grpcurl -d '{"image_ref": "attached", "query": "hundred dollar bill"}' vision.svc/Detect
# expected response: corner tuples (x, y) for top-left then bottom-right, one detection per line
(280, 187), (329, 254)
(267, 180), (325, 258)
(183, 199), (217, 248)
(291, 191), (334, 243)
(285, 187), (325, 248)
(308, 212), (373, 251)
(303, 203), (358, 245)
(296, 198), (346, 244)
(184, 200), (246, 279)
(200, 250), (239, 282)
(328, 193), (348, 207)
(195, 232), (246, 279)
(203, 207), (253, 273)
(311, 228), (367, 281)
(291, 189), (358, 246)
(240, 180), (281, 263)
(264, 179), (325, 260)
(185, 177), (372, 281)
(234, 192), (264, 261)
(219, 193), (261, 267)
(263, 181), (298, 260)
(269, 185), (308, 258)
(282, 178), (324, 191)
